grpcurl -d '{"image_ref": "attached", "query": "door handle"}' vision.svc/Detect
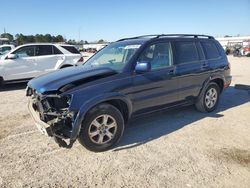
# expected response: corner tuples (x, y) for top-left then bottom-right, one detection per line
(168, 70), (174, 75)
(202, 63), (208, 68)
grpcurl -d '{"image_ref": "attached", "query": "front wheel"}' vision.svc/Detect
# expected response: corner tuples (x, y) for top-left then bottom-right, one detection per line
(195, 82), (220, 112)
(78, 103), (124, 152)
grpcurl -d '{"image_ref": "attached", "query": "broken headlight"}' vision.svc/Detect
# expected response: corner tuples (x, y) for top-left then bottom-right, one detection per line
(42, 95), (72, 112)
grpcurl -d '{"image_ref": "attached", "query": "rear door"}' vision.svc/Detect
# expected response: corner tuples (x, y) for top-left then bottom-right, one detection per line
(173, 40), (208, 101)
(130, 41), (179, 114)
(34, 45), (64, 75)
(200, 40), (225, 70)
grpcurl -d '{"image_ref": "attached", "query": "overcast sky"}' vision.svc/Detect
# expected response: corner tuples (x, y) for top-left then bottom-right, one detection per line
(1, 0), (250, 41)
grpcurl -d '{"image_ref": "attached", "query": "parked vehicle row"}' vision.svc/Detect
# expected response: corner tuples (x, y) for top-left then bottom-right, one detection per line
(242, 45), (250, 56)
(225, 42), (250, 57)
(0, 43), (83, 84)
(26, 34), (232, 152)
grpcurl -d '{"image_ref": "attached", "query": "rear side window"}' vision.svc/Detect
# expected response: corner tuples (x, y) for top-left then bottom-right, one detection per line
(174, 42), (199, 64)
(35, 45), (52, 56)
(201, 41), (220, 59)
(61, 46), (80, 54)
(53, 46), (63, 54)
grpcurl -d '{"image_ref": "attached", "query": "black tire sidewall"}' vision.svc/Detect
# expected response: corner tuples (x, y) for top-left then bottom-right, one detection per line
(203, 83), (220, 112)
(0, 77), (4, 86)
(78, 103), (124, 152)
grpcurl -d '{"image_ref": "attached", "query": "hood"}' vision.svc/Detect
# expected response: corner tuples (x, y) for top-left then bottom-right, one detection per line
(28, 66), (117, 94)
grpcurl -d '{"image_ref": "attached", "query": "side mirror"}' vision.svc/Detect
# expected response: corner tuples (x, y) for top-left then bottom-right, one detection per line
(135, 61), (151, 73)
(7, 54), (17, 60)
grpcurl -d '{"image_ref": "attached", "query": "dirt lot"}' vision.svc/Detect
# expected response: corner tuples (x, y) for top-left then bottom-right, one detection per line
(0, 56), (249, 187)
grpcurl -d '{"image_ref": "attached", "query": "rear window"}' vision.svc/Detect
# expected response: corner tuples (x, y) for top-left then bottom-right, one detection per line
(61, 46), (80, 54)
(35, 45), (52, 56)
(201, 41), (220, 59)
(174, 41), (199, 64)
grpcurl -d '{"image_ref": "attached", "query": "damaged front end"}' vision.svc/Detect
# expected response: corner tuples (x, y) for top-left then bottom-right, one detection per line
(27, 87), (77, 148)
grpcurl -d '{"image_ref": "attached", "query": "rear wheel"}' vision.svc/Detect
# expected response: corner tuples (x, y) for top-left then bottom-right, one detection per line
(78, 103), (124, 152)
(195, 82), (220, 112)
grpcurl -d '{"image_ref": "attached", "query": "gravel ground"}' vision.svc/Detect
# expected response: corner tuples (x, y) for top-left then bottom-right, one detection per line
(0, 56), (249, 188)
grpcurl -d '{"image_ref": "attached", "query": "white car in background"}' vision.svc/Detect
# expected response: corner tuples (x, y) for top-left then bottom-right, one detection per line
(0, 43), (83, 84)
(0, 44), (15, 57)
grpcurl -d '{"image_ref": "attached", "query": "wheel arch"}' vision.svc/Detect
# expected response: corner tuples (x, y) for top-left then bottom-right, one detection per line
(210, 78), (224, 93)
(70, 93), (133, 141)
(59, 64), (74, 69)
(102, 99), (130, 124)
(198, 75), (225, 100)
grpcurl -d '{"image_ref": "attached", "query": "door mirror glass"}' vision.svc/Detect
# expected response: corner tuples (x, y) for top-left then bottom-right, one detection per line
(7, 54), (18, 59)
(135, 61), (151, 73)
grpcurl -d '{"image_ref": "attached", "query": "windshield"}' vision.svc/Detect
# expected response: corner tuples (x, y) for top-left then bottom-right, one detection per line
(82, 42), (141, 72)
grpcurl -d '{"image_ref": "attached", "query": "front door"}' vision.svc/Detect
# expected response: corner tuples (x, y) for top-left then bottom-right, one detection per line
(3, 45), (37, 81)
(34, 45), (60, 75)
(130, 41), (179, 115)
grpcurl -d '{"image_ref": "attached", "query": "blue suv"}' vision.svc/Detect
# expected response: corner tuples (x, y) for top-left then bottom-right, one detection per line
(26, 34), (232, 152)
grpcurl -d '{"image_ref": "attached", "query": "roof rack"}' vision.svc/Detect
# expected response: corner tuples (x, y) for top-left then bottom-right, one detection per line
(117, 35), (159, 42)
(117, 34), (214, 41)
(156, 34), (214, 39)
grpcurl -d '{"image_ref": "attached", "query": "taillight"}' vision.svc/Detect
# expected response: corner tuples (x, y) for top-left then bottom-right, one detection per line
(78, 57), (84, 63)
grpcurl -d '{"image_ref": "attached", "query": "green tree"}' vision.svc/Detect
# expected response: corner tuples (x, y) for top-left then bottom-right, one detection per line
(97, 39), (105, 44)
(15, 33), (66, 44)
(56, 35), (64, 42)
(44, 34), (52, 42)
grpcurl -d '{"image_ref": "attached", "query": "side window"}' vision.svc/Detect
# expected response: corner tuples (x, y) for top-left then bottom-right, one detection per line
(35, 45), (53, 56)
(138, 42), (172, 70)
(201, 41), (220, 59)
(53, 46), (63, 54)
(174, 41), (199, 64)
(13, 46), (35, 58)
(61, 46), (80, 54)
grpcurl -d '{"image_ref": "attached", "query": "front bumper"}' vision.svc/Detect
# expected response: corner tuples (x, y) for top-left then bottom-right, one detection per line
(28, 97), (78, 148)
(28, 99), (52, 136)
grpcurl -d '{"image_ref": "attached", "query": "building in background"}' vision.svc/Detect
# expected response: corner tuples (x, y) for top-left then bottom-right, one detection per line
(82, 43), (108, 52)
(0, 38), (9, 45)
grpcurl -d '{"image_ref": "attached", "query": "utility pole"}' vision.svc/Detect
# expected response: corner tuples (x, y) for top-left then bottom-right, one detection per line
(78, 27), (81, 43)
(4, 27), (6, 34)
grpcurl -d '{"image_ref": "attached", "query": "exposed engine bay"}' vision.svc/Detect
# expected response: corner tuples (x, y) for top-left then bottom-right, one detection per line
(27, 88), (76, 148)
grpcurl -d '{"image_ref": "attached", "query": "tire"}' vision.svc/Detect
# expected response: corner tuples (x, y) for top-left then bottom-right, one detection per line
(78, 103), (124, 152)
(195, 82), (220, 112)
(0, 77), (4, 86)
